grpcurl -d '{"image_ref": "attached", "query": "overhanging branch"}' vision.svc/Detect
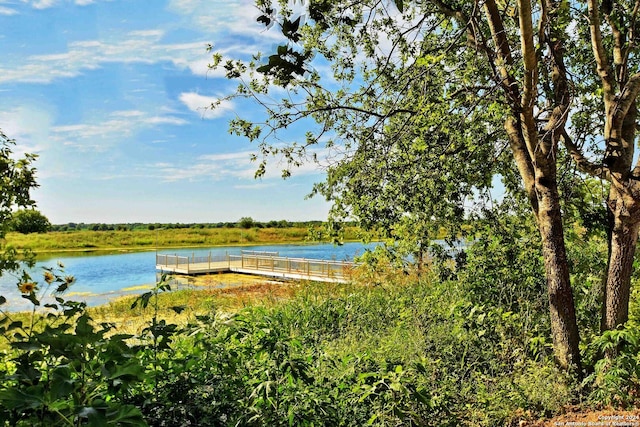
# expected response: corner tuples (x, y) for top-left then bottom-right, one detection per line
(562, 129), (611, 181)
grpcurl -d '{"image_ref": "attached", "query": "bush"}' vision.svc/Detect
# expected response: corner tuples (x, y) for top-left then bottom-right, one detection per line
(237, 217), (255, 229)
(0, 267), (146, 426)
(11, 209), (51, 234)
(0, 246), (608, 426)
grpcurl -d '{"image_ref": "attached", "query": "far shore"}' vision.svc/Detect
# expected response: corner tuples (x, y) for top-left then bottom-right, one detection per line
(29, 239), (346, 259)
(4, 226), (364, 256)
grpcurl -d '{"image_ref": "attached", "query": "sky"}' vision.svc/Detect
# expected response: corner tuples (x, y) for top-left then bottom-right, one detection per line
(0, 0), (332, 224)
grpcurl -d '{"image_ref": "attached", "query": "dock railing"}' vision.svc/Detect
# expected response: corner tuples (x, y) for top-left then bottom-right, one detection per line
(229, 254), (354, 281)
(156, 252), (356, 282)
(156, 252), (231, 273)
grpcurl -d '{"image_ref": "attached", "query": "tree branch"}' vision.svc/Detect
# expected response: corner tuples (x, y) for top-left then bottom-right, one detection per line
(615, 72), (640, 120)
(622, 0), (640, 79)
(483, 0), (521, 105)
(306, 104), (416, 120)
(562, 129), (611, 181)
(539, 0), (572, 152)
(516, 0), (541, 156)
(587, 0), (616, 102)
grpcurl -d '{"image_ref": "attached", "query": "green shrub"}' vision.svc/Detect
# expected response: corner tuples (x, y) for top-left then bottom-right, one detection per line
(584, 321), (640, 407)
(0, 267), (146, 426)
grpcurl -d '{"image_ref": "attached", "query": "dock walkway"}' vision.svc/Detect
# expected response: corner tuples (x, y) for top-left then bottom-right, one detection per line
(156, 251), (355, 283)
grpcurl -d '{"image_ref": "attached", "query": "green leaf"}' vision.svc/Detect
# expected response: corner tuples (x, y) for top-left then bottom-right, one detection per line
(131, 291), (152, 310)
(0, 387), (43, 411)
(7, 320), (23, 330)
(170, 305), (187, 314)
(106, 404), (147, 426)
(11, 341), (42, 351)
(106, 360), (144, 381)
(79, 406), (108, 427)
(75, 314), (95, 338)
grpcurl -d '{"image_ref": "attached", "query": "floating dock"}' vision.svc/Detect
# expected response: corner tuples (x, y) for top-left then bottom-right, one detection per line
(156, 251), (356, 283)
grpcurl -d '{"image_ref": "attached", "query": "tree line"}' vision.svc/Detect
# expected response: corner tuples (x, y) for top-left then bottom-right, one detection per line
(7, 211), (331, 233)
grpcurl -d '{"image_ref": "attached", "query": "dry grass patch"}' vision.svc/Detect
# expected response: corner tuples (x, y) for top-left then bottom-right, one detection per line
(88, 274), (302, 336)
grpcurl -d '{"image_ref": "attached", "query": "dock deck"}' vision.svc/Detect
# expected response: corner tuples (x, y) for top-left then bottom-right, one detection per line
(156, 251), (356, 283)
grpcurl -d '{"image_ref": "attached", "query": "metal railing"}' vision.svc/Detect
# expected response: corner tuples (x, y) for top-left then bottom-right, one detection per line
(156, 252), (230, 272)
(156, 252), (355, 281)
(229, 254), (354, 280)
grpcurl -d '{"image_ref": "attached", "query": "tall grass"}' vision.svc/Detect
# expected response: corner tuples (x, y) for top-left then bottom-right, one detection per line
(4, 226), (362, 253)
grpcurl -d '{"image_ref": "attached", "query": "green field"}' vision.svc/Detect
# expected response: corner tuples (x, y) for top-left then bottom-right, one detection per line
(3, 226), (362, 254)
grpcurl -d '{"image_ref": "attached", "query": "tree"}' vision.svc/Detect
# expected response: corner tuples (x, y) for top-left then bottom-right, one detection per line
(0, 129), (38, 272)
(212, 0), (640, 372)
(238, 217), (256, 229)
(11, 209), (51, 234)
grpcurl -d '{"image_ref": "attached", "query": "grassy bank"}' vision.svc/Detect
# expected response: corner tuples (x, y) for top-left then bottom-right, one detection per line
(4, 226), (362, 253)
(2, 229), (638, 425)
(0, 268), (585, 426)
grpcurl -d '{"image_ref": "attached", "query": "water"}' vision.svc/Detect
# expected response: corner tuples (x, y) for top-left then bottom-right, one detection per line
(0, 242), (374, 311)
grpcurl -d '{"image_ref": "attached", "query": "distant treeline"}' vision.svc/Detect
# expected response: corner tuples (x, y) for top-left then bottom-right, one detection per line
(49, 218), (346, 232)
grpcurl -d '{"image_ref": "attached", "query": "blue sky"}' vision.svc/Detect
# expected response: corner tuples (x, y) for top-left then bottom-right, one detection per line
(0, 0), (331, 224)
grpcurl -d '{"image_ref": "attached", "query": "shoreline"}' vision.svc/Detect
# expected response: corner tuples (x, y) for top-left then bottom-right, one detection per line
(3, 226), (366, 256)
(30, 239), (342, 259)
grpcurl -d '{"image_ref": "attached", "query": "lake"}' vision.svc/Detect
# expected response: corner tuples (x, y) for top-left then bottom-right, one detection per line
(0, 242), (375, 311)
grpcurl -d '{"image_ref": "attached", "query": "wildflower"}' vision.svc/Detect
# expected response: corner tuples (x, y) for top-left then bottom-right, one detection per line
(18, 282), (36, 294)
(44, 271), (55, 284)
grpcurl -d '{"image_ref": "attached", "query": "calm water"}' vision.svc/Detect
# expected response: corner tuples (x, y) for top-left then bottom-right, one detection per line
(0, 242), (374, 311)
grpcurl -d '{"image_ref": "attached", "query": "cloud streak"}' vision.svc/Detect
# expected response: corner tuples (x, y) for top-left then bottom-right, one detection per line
(0, 29), (209, 84)
(179, 92), (234, 119)
(152, 145), (327, 184)
(51, 109), (187, 151)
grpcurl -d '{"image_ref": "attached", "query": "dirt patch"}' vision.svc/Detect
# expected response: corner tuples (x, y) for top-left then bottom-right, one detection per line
(520, 409), (640, 427)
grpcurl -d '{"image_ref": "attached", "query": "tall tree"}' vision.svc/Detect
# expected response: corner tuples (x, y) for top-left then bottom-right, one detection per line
(212, 0), (640, 371)
(0, 129), (38, 275)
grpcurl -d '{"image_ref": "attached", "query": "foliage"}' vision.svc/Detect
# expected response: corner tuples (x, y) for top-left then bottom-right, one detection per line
(50, 220), (327, 232)
(237, 216), (256, 229)
(584, 321), (640, 407)
(5, 245), (640, 425)
(11, 209), (51, 234)
(210, 0), (640, 371)
(0, 266), (146, 426)
(0, 130), (38, 274)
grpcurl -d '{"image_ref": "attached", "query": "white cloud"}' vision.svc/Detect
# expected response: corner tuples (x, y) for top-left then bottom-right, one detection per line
(152, 144), (326, 184)
(0, 29), (209, 84)
(0, 5), (17, 14)
(18, 0), (104, 8)
(179, 92), (234, 119)
(0, 106), (54, 154)
(51, 109), (187, 152)
(31, 0), (57, 9)
(152, 150), (253, 182)
(1, 0), (289, 88)
(169, 0), (287, 50)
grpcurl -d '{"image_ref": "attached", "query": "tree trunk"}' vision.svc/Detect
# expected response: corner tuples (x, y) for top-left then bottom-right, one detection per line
(602, 194), (640, 331)
(535, 172), (582, 371)
(601, 100), (640, 333)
